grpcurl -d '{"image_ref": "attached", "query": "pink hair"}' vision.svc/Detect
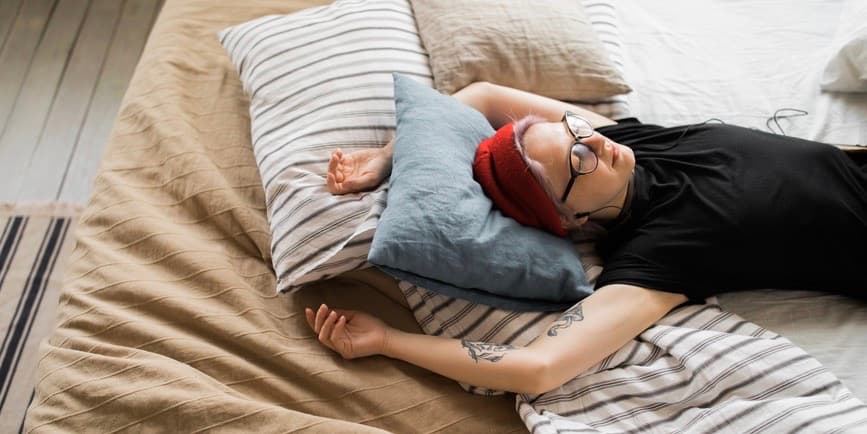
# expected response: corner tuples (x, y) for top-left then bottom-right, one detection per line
(511, 115), (580, 226)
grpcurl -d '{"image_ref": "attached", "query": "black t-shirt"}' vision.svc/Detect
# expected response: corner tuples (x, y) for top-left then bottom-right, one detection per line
(593, 120), (867, 302)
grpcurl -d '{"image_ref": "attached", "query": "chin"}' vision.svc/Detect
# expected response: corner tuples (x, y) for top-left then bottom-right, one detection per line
(621, 146), (636, 169)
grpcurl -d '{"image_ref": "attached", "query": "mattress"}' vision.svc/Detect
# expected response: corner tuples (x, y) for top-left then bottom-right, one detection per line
(23, 0), (524, 432)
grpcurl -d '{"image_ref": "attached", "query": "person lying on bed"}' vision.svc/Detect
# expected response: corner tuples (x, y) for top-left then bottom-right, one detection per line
(305, 81), (867, 396)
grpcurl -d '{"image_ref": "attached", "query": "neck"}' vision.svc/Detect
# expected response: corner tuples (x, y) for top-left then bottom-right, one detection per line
(592, 173), (635, 224)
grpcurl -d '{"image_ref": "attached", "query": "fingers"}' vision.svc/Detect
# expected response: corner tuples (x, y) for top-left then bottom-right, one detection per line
(307, 303), (349, 334)
(331, 315), (347, 342)
(306, 304), (351, 357)
(314, 304), (328, 332)
(326, 172), (342, 194)
(326, 150), (348, 194)
(327, 150), (341, 175)
(332, 156), (346, 183)
(305, 307), (314, 328)
(320, 311), (338, 342)
(331, 308), (354, 321)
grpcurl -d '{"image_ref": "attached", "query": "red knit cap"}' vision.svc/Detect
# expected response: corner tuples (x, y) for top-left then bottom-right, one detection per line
(473, 122), (567, 238)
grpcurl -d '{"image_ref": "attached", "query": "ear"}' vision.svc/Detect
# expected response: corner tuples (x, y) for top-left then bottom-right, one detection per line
(573, 215), (590, 227)
(560, 215), (589, 231)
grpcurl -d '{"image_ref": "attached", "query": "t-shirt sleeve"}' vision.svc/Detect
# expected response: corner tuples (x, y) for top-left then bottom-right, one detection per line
(595, 243), (709, 304)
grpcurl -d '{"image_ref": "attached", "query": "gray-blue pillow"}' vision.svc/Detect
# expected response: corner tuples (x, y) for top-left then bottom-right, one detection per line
(368, 74), (593, 312)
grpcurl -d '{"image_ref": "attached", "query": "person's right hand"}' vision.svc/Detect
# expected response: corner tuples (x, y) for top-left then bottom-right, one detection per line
(326, 148), (391, 194)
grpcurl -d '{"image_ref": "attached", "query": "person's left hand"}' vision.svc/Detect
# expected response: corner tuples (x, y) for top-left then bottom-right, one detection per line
(305, 303), (392, 359)
(326, 148), (391, 195)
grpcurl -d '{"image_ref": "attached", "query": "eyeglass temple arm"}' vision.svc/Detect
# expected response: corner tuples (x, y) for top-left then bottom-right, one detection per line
(561, 177), (577, 202)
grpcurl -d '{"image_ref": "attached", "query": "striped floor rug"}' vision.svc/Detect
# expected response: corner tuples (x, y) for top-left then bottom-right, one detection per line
(0, 202), (82, 433)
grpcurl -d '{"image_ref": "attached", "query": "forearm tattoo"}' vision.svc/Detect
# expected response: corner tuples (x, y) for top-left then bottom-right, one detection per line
(547, 303), (585, 337)
(461, 339), (517, 363)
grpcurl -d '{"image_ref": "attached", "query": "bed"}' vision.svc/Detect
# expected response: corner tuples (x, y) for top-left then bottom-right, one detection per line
(24, 0), (867, 432)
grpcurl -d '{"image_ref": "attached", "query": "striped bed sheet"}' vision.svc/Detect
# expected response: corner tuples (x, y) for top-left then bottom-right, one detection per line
(401, 281), (867, 433)
(518, 302), (867, 433)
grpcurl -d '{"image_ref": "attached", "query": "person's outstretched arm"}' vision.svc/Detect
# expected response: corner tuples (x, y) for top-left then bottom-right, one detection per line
(308, 284), (687, 395)
(468, 81), (617, 129)
(326, 82), (615, 194)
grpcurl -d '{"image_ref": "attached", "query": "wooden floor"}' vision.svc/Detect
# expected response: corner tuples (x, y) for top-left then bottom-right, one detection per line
(0, 0), (163, 203)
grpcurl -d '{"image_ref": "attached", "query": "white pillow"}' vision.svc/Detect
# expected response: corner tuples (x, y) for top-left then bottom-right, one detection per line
(821, 2), (867, 93)
(821, 28), (867, 93)
(218, 0), (433, 293)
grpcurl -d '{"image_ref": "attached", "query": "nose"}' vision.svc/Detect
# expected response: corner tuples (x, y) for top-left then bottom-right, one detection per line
(578, 132), (608, 153)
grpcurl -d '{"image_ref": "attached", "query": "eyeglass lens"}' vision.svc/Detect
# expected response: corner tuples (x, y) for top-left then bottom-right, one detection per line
(565, 114), (594, 138)
(571, 143), (598, 174)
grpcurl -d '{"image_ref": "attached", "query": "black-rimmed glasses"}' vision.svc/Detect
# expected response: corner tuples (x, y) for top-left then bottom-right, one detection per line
(560, 111), (599, 202)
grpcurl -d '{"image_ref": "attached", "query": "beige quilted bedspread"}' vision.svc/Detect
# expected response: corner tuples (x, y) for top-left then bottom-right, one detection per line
(24, 0), (523, 431)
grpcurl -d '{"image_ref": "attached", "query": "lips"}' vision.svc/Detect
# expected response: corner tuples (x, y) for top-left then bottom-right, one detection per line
(611, 143), (619, 165)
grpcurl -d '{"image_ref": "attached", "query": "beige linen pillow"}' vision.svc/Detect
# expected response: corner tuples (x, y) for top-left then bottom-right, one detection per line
(409, 0), (631, 100)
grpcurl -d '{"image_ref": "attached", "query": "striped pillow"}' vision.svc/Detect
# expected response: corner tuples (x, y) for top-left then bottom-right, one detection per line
(217, 0), (433, 293)
(398, 0), (628, 397)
